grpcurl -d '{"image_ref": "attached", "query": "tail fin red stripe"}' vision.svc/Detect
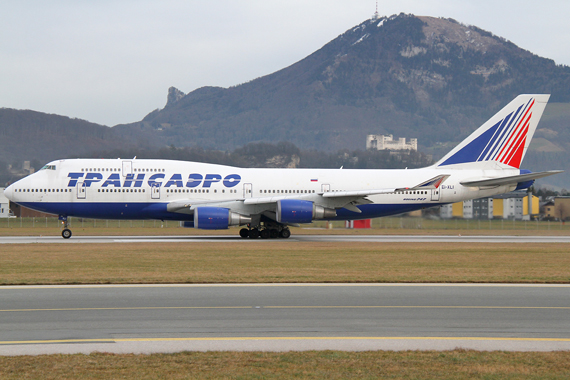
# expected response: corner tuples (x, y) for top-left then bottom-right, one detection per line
(503, 122), (529, 167)
(496, 99), (534, 161)
(500, 115), (530, 165)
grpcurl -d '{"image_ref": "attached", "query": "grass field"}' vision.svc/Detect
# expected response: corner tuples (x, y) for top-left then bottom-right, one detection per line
(1, 351), (569, 379)
(1, 241), (569, 284)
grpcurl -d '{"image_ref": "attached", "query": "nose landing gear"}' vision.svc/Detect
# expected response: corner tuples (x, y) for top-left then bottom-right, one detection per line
(59, 215), (72, 239)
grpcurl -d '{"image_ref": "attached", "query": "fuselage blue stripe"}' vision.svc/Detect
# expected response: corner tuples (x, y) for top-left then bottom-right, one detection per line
(20, 201), (444, 222)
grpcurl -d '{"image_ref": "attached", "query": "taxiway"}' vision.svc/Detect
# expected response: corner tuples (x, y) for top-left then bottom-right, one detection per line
(1, 284), (569, 355)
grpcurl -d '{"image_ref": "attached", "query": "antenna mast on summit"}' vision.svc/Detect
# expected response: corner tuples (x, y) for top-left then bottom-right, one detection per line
(372, 1), (379, 20)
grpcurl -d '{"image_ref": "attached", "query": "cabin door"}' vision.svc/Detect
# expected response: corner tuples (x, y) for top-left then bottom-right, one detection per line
(243, 183), (253, 198)
(151, 184), (161, 199)
(77, 182), (86, 199)
(122, 161), (133, 177)
(431, 188), (440, 201)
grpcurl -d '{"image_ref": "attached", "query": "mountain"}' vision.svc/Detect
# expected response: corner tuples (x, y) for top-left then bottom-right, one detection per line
(0, 109), (133, 164)
(114, 13), (570, 154)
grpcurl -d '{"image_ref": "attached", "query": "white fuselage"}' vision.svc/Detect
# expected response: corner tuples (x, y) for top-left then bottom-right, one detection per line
(4, 158), (519, 222)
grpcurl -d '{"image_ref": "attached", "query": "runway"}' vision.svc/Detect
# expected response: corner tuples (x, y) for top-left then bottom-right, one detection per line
(2, 234), (570, 244)
(1, 284), (569, 355)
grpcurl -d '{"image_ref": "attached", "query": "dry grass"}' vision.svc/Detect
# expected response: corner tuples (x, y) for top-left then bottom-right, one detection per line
(1, 350), (569, 379)
(1, 242), (569, 284)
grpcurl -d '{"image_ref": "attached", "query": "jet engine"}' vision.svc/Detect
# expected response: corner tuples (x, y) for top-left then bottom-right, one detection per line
(276, 199), (336, 224)
(194, 207), (252, 230)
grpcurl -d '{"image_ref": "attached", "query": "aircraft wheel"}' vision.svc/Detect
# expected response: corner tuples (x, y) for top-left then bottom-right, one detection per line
(62, 229), (72, 239)
(279, 229), (291, 239)
(269, 229), (279, 239)
(248, 228), (260, 239)
(239, 228), (249, 238)
(260, 229), (270, 239)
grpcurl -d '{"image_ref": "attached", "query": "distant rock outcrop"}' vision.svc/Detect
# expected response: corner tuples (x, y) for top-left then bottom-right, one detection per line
(166, 87), (185, 107)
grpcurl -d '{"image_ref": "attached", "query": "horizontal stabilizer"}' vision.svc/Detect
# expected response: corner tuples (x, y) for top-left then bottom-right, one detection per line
(460, 170), (563, 188)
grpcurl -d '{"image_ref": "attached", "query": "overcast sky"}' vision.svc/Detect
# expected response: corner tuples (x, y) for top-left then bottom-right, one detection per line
(2, 0), (569, 126)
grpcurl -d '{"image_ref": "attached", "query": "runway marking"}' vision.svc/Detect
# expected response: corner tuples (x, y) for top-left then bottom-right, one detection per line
(2, 305), (570, 312)
(1, 336), (570, 345)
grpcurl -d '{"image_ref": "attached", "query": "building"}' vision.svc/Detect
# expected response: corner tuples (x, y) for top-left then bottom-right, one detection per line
(0, 188), (11, 217)
(440, 192), (539, 220)
(552, 196), (570, 221)
(473, 198), (494, 219)
(366, 134), (417, 151)
(541, 200), (556, 220)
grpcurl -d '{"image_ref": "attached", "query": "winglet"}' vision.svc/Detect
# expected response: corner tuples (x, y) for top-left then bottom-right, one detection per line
(396, 174), (450, 191)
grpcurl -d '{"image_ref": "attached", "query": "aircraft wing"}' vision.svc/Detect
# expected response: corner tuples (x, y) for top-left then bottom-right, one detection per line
(166, 174), (451, 216)
(460, 170), (562, 188)
(242, 191), (395, 214)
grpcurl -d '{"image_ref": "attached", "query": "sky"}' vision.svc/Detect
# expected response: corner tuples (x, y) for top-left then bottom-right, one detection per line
(2, 0), (570, 127)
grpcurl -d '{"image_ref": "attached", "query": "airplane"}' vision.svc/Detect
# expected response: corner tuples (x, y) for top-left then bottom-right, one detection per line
(3, 94), (562, 239)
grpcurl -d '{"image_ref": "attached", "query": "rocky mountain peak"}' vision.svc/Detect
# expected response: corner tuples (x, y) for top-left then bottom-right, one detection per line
(166, 86), (185, 107)
(419, 16), (502, 53)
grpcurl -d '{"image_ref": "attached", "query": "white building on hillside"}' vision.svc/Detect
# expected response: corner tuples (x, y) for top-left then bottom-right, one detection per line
(0, 188), (12, 218)
(366, 134), (417, 151)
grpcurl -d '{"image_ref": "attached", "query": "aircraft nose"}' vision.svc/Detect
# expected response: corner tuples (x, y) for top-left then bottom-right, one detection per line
(3, 184), (14, 201)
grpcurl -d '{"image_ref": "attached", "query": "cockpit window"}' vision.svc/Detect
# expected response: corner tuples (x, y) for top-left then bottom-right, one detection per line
(41, 165), (57, 170)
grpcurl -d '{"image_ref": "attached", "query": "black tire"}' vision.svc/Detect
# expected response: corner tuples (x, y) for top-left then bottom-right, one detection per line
(260, 229), (270, 239)
(248, 228), (260, 239)
(62, 229), (72, 239)
(269, 229), (279, 239)
(279, 229), (291, 239)
(239, 228), (249, 238)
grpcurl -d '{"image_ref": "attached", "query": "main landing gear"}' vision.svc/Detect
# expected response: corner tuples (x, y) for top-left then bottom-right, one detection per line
(59, 215), (72, 239)
(239, 224), (291, 239)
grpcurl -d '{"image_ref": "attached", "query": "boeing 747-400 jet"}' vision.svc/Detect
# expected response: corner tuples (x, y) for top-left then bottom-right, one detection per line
(3, 94), (562, 239)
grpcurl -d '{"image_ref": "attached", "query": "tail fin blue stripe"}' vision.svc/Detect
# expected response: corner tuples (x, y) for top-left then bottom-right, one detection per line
(484, 102), (525, 161)
(438, 97), (535, 167)
(480, 107), (519, 162)
(478, 115), (511, 162)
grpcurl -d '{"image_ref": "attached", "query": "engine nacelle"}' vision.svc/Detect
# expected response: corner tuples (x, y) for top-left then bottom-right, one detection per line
(276, 199), (336, 224)
(515, 169), (534, 190)
(194, 207), (251, 230)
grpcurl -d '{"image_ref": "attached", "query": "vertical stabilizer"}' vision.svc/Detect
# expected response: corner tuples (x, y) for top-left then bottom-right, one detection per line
(435, 94), (550, 169)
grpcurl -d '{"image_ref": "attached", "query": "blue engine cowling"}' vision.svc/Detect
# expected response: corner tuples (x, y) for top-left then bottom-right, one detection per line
(194, 207), (251, 230)
(515, 169), (534, 190)
(276, 199), (336, 224)
(277, 200), (314, 223)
